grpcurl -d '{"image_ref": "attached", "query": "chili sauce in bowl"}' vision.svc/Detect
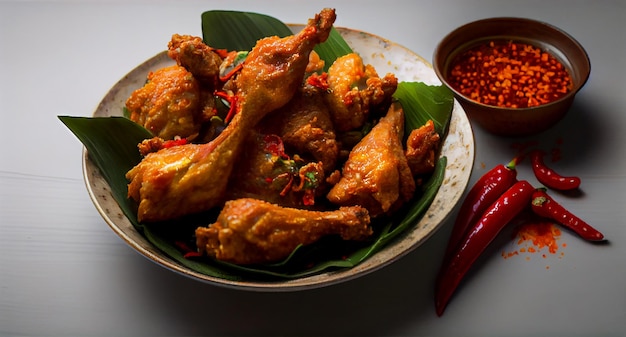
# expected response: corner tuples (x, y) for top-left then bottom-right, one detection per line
(433, 17), (590, 136)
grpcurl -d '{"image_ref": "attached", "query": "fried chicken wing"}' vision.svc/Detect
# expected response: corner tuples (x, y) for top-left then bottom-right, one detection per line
(405, 120), (441, 176)
(125, 65), (202, 140)
(324, 53), (398, 132)
(126, 8), (336, 222)
(195, 198), (372, 265)
(326, 102), (415, 217)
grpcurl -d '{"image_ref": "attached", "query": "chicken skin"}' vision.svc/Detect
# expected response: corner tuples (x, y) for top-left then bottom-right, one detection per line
(324, 53), (398, 132)
(126, 8), (336, 222)
(405, 120), (440, 177)
(167, 34), (223, 88)
(225, 131), (326, 209)
(126, 120), (246, 222)
(195, 198), (372, 265)
(125, 65), (202, 140)
(234, 8), (336, 127)
(260, 86), (339, 173)
(326, 102), (415, 217)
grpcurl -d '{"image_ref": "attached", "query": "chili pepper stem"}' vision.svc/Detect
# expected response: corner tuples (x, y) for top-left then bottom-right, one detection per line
(506, 156), (519, 170)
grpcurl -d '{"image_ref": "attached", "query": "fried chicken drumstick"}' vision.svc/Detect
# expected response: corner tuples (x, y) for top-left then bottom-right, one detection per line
(126, 8), (336, 222)
(195, 198), (372, 265)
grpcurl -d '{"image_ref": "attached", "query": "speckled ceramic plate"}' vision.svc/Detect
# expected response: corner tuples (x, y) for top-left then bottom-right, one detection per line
(83, 26), (475, 291)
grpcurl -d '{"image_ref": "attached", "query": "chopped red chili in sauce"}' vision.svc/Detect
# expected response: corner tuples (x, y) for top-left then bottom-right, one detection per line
(447, 40), (573, 108)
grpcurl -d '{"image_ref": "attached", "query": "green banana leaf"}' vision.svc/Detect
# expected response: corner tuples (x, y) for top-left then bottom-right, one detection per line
(202, 10), (293, 51)
(58, 10), (454, 280)
(202, 10), (352, 72)
(394, 82), (454, 137)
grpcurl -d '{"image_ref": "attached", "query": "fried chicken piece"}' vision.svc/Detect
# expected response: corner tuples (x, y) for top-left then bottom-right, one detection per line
(126, 8), (336, 222)
(168, 34), (223, 88)
(306, 50), (325, 74)
(326, 102), (415, 217)
(126, 117), (247, 222)
(125, 65), (202, 140)
(226, 131), (325, 208)
(324, 53), (398, 132)
(234, 8), (336, 126)
(260, 86), (339, 173)
(195, 198), (372, 265)
(405, 120), (440, 176)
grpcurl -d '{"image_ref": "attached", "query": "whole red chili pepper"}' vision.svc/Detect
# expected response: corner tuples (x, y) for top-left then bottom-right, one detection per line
(435, 180), (534, 316)
(441, 158), (518, 265)
(531, 188), (605, 241)
(530, 150), (581, 191)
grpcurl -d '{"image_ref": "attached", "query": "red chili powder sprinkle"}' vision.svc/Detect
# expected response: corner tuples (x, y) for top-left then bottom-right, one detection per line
(519, 222), (561, 253)
(502, 221), (563, 259)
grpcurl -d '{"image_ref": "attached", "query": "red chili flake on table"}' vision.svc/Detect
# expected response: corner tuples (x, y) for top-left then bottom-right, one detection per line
(502, 221), (565, 260)
(517, 222), (562, 254)
(447, 40), (573, 108)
